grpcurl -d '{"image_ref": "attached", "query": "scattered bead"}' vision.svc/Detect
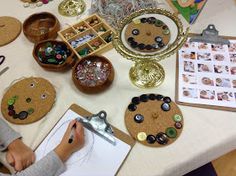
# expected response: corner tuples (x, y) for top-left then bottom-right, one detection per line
(166, 127), (177, 138)
(161, 103), (170, 111)
(134, 114), (144, 123)
(128, 104), (137, 112)
(137, 132), (147, 141)
(175, 122), (182, 129)
(146, 135), (156, 144)
(156, 132), (168, 145)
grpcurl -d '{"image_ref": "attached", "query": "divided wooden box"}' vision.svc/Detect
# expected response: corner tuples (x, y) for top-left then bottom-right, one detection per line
(58, 14), (114, 59)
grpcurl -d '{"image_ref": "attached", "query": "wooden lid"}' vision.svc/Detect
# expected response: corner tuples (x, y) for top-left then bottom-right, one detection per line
(0, 16), (22, 46)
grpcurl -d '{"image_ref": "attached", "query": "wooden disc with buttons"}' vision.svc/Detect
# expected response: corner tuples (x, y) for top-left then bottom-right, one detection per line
(125, 94), (184, 147)
(1, 77), (56, 125)
(124, 17), (171, 53)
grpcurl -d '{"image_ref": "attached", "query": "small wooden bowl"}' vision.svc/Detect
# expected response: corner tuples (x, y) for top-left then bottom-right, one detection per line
(72, 55), (114, 94)
(23, 12), (60, 43)
(33, 40), (75, 72)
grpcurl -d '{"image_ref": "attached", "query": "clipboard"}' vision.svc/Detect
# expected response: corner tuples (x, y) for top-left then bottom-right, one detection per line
(35, 103), (135, 176)
(175, 25), (236, 112)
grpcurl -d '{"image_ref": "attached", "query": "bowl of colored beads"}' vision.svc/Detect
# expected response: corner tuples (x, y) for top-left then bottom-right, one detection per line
(23, 12), (60, 43)
(33, 40), (75, 71)
(72, 55), (114, 94)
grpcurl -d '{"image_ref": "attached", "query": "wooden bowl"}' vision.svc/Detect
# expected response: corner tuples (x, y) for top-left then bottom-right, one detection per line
(23, 12), (60, 43)
(33, 40), (75, 72)
(72, 55), (114, 94)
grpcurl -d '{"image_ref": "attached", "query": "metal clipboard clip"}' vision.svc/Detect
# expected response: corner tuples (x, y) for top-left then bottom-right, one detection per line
(189, 24), (230, 45)
(76, 111), (116, 146)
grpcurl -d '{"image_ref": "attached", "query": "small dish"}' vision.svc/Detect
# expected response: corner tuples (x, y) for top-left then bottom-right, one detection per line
(23, 12), (60, 43)
(33, 40), (75, 71)
(72, 55), (114, 94)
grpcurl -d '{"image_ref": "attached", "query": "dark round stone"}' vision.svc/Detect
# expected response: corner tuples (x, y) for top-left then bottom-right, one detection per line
(155, 36), (163, 43)
(131, 41), (138, 48)
(158, 42), (165, 48)
(128, 37), (134, 43)
(161, 103), (170, 111)
(8, 105), (14, 110)
(128, 104), (137, 112)
(162, 25), (168, 30)
(145, 44), (153, 50)
(132, 97), (140, 105)
(156, 132), (168, 145)
(147, 17), (156, 24)
(8, 110), (15, 116)
(140, 94), (148, 102)
(138, 43), (145, 50)
(18, 111), (28, 120)
(175, 122), (183, 129)
(163, 97), (171, 103)
(156, 94), (163, 100)
(140, 18), (147, 23)
(146, 135), (156, 144)
(134, 114), (144, 123)
(148, 94), (156, 100)
(132, 29), (140, 35)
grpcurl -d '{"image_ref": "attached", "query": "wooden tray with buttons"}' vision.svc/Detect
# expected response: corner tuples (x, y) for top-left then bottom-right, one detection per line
(58, 14), (114, 60)
(125, 93), (184, 147)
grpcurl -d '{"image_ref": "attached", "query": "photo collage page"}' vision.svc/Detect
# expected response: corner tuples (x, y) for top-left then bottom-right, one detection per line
(178, 38), (236, 108)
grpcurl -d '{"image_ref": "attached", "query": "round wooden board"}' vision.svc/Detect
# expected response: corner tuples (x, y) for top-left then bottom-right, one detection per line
(0, 16), (22, 46)
(1, 77), (56, 125)
(124, 18), (170, 53)
(125, 94), (184, 147)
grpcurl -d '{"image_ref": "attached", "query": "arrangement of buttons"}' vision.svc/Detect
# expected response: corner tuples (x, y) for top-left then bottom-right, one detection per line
(125, 93), (184, 147)
(124, 16), (170, 53)
(72, 55), (114, 94)
(33, 40), (75, 71)
(58, 14), (114, 59)
(22, 0), (53, 8)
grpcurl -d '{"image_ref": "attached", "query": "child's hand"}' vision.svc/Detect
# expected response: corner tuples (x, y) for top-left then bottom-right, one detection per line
(6, 139), (35, 171)
(54, 120), (85, 162)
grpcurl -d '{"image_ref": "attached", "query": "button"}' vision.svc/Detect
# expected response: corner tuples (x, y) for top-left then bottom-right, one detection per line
(18, 111), (28, 120)
(140, 94), (148, 102)
(163, 29), (170, 35)
(128, 37), (134, 43)
(166, 127), (177, 138)
(145, 45), (153, 50)
(138, 43), (145, 50)
(147, 17), (156, 24)
(158, 42), (165, 48)
(132, 97), (140, 105)
(162, 25), (168, 30)
(137, 132), (147, 141)
(8, 105), (14, 110)
(128, 104), (137, 112)
(155, 36), (163, 43)
(7, 99), (15, 106)
(161, 103), (170, 111)
(155, 20), (163, 27)
(148, 94), (156, 100)
(146, 135), (156, 144)
(175, 122), (182, 129)
(131, 41), (138, 48)
(132, 29), (140, 35)
(134, 114), (144, 123)
(173, 114), (182, 122)
(8, 110), (15, 116)
(140, 18), (147, 23)
(156, 132), (168, 145)
(163, 97), (171, 103)
(156, 94), (163, 100)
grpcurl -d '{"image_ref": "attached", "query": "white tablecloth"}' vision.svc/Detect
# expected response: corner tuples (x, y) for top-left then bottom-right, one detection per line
(0, 0), (236, 175)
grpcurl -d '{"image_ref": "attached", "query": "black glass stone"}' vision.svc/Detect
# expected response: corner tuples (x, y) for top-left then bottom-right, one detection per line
(140, 94), (148, 102)
(128, 104), (137, 112)
(128, 37), (134, 43)
(147, 17), (156, 24)
(155, 36), (163, 43)
(134, 114), (144, 123)
(132, 97), (140, 105)
(131, 41), (138, 48)
(148, 94), (156, 100)
(161, 103), (170, 111)
(8, 105), (14, 110)
(158, 42), (165, 48)
(156, 94), (163, 100)
(163, 97), (171, 103)
(145, 44), (153, 50)
(132, 29), (140, 35)
(18, 111), (28, 120)
(146, 135), (156, 144)
(138, 43), (145, 50)
(140, 18), (147, 23)
(156, 132), (168, 145)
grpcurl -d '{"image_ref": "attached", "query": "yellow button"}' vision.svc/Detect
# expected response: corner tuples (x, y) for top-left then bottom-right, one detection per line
(137, 132), (147, 141)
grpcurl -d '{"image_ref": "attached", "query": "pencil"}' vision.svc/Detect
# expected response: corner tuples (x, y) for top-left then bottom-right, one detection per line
(68, 123), (76, 144)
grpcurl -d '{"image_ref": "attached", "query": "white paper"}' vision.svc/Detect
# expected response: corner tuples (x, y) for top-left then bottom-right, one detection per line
(178, 38), (236, 108)
(35, 109), (131, 176)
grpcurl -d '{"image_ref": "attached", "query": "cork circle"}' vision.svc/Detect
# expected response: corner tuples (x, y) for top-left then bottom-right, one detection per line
(125, 94), (184, 147)
(1, 77), (56, 125)
(125, 17), (170, 53)
(0, 16), (22, 46)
